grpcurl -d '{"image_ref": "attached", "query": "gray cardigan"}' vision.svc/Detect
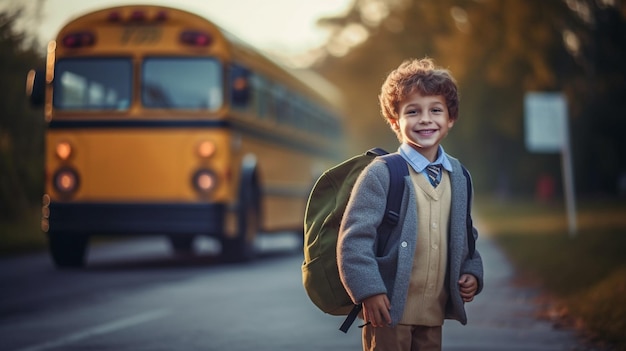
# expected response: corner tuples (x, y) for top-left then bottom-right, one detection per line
(337, 155), (484, 326)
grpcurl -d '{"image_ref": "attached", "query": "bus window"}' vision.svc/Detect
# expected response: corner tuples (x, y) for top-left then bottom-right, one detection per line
(272, 85), (286, 123)
(54, 58), (132, 110)
(251, 74), (269, 119)
(142, 57), (223, 110)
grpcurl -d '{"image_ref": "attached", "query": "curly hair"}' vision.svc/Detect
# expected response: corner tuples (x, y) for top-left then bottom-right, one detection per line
(378, 58), (459, 139)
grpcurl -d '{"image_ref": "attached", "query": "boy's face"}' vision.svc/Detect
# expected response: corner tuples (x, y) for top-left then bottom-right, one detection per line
(392, 91), (455, 162)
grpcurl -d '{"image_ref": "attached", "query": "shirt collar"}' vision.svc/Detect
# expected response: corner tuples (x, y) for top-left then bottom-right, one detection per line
(398, 143), (453, 173)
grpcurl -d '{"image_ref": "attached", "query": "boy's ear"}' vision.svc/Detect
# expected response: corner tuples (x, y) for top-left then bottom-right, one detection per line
(390, 119), (399, 131)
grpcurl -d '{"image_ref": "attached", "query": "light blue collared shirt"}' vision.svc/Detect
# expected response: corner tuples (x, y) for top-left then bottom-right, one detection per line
(398, 143), (453, 179)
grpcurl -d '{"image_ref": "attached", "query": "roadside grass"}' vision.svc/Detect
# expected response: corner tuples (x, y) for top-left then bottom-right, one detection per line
(476, 197), (626, 350)
(0, 208), (46, 256)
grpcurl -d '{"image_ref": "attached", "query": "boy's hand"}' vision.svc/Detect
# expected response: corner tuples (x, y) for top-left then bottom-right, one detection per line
(361, 294), (391, 327)
(458, 274), (478, 302)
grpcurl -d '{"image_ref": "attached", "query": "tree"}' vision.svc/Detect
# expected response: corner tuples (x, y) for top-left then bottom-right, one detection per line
(0, 9), (46, 219)
(563, 0), (626, 194)
(314, 0), (626, 197)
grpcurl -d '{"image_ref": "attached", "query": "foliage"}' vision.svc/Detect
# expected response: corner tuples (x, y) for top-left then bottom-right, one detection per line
(495, 229), (625, 295)
(0, 208), (45, 255)
(314, 0), (626, 198)
(569, 266), (626, 349)
(480, 197), (626, 349)
(0, 9), (46, 220)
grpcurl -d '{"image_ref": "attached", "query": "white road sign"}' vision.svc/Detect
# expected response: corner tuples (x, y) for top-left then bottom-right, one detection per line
(524, 92), (567, 153)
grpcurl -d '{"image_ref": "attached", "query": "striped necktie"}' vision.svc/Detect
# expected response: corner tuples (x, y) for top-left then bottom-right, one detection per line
(426, 164), (442, 187)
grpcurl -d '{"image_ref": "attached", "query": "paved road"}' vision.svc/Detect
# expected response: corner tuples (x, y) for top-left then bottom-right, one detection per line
(1, 235), (361, 351)
(0, 233), (586, 351)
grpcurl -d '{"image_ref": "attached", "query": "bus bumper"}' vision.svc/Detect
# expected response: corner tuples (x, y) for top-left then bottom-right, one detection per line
(45, 202), (226, 236)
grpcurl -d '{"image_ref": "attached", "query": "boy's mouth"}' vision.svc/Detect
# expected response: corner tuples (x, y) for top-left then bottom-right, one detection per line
(417, 129), (438, 136)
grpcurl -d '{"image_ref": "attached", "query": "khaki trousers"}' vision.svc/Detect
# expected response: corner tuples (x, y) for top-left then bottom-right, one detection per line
(362, 324), (442, 351)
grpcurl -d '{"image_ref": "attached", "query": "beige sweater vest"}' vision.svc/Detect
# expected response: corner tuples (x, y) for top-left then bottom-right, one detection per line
(399, 168), (451, 326)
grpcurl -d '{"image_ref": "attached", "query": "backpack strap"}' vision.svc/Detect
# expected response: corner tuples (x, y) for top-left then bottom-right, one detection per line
(366, 147), (389, 157)
(339, 152), (408, 333)
(377, 153), (409, 256)
(339, 304), (362, 333)
(460, 165), (476, 259)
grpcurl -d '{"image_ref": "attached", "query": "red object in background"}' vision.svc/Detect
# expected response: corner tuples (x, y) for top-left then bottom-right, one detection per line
(535, 174), (555, 202)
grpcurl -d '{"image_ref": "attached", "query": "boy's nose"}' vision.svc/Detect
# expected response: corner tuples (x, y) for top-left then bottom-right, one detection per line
(419, 114), (432, 123)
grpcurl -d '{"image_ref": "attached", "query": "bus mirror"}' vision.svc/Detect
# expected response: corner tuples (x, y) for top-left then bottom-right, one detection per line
(26, 69), (46, 107)
(231, 76), (250, 106)
(230, 65), (251, 107)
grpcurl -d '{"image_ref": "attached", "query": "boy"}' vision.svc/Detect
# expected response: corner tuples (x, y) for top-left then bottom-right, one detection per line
(337, 58), (484, 351)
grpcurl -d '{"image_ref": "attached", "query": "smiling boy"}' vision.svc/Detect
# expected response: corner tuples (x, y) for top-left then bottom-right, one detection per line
(337, 58), (484, 351)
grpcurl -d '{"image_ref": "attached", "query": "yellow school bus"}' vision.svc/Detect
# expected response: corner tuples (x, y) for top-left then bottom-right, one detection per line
(27, 5), (344, 267)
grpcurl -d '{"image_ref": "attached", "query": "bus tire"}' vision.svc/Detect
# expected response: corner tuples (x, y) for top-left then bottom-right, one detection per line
(222, 164), (261, 262)
(48, 233), (89, 268)
(168, 235), (195, 255)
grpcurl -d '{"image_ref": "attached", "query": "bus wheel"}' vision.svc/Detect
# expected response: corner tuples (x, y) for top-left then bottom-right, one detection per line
(48, 233), (89, 268)
(222, 200), (259, 262)
(222, 169), (260, 262)
(168, 235), (195, 255)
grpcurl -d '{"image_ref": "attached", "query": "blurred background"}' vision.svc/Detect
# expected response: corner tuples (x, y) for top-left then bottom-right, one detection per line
(2, 0), (625, 216)
(1, 0), (625, 348)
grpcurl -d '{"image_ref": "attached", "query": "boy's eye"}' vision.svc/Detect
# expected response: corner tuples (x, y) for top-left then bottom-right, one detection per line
(432, 108), (443, 113)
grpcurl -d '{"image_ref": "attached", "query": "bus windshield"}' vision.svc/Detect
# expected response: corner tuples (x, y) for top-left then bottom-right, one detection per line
(142, 57), (223, 110)
(54, 58), (132, 111)
(52, 57), (223, 112)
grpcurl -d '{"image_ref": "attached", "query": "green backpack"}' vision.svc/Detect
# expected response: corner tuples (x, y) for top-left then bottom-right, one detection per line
(302, 148), (408, 331)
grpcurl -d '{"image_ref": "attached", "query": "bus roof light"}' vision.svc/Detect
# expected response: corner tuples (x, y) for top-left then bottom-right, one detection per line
(130, 10), (147, 22)
(154, 11), (168, 22)
(62, 32), (96, 48)
(180, 30), (213, 47)
(107, 11), (122, 22)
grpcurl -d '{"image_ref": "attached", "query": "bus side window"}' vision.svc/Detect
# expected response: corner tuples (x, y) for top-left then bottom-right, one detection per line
(230, 64), (251, 108)
(273, 86), (287, 124)
(277, 90), (289, 125)
(268, 84), (278, 121)
(292, 98), (304, 129)
(250, 74), (265, 118)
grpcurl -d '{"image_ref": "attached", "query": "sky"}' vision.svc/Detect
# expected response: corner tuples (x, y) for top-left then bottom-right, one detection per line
(32, 0), (353, 58)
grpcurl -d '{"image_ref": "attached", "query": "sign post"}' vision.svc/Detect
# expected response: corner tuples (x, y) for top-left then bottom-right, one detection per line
(524, 92), (577, 237)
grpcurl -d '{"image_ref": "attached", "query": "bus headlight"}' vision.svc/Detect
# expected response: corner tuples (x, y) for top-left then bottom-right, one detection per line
(55, 141), (73, 160)
(192, 169), (217, 194)
(197, 140), (216, 158)
(53, 167), (80, 195)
